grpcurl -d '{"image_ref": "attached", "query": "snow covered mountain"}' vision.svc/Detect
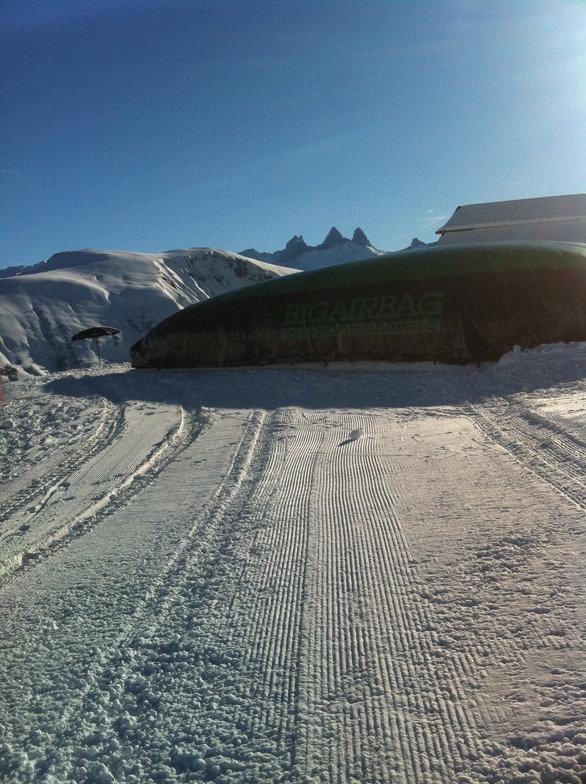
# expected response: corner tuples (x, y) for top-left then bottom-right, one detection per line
(240, 226), (388, 271)
(241, 228), (433, 271)
(0, 227), (434, 377)
(0, 247), (294, 377)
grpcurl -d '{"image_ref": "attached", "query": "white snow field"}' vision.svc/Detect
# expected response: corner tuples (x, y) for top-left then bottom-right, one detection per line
(0, 248), (294, 377)
(0, 344), (585, 784)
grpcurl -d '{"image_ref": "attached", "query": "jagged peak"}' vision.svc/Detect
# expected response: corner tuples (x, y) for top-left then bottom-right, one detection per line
(319, 227), (347, 249)
(284, 235), (309, 251)
(273, 235), (310, 265)
(238, 226), (385, 270)
(351, 227), (370, 246)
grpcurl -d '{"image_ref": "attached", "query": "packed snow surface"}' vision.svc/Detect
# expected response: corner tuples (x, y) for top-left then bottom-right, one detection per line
(0, 343), (585, 783)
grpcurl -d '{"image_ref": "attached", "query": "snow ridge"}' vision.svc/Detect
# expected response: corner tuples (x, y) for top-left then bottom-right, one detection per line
(240, 226), (387, 271)
(0, 248), (294, 376)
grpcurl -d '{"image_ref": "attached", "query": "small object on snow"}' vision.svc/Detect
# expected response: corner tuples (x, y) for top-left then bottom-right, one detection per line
(348, 428), (363, 441)
(71, 326), (120, 341)
(71, 326), (120, 366)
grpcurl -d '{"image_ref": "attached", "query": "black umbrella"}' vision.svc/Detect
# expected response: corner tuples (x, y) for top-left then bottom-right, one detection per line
(71, 326), (120, 365)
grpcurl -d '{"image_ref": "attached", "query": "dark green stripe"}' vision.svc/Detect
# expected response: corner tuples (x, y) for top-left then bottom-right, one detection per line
(219, 241), (586, 304)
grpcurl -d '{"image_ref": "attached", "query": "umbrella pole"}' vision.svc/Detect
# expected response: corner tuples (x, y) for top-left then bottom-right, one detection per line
(94, 337), (101, 366)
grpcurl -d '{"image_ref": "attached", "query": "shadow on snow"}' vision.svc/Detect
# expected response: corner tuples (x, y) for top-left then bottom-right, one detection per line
(44, 352), (585, 412)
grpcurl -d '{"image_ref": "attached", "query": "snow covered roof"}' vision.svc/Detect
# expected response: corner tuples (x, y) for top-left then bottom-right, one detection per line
(436, 194), (586, 245)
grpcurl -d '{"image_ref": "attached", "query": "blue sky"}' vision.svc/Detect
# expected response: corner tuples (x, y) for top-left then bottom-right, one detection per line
(1, 0), (585, 268)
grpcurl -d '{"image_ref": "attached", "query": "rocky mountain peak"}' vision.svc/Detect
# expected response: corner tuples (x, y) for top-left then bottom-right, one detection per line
(351, 228), (370, 246)
(319, 227), (346, 249)
(284, 235), (309, 252)
(239, 226), (386, 271)
(274, 235), (310, 265)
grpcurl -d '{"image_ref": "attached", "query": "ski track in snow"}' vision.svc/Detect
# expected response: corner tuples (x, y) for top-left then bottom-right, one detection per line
(468, 397), (586, 509)
(0, 396), (187, 580)
(0, 363), (584, 783)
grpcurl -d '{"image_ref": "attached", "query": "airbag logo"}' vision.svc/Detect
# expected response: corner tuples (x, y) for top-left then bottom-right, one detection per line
(279, 291), (445, 337)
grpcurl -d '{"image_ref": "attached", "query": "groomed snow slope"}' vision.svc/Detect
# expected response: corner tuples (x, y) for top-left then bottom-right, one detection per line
(0, 343), (585, 783)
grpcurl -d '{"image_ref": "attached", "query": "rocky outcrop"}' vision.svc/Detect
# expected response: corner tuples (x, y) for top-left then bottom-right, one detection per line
(241, 227), (381, 270)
